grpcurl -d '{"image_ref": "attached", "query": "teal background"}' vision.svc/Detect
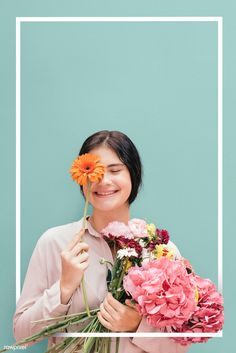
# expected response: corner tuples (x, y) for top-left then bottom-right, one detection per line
(0, 1), (234, 353)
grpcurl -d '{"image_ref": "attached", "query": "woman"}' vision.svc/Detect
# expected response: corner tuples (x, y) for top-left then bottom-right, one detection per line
(14, 130), (189, 353)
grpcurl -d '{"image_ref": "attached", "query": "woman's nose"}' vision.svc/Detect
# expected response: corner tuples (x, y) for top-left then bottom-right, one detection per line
(99, 171), (111, 184)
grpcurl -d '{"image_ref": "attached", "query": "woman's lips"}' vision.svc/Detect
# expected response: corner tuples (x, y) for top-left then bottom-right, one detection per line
(93, 190), (119, 198)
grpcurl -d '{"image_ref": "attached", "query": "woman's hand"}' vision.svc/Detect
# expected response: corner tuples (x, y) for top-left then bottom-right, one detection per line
(97, 293), (142, 332)
(60, 229), (89, 304)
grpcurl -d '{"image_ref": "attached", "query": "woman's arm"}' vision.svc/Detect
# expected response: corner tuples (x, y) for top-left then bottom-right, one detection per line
(13, 235), (72, 341)
(14, 227), (90, 342)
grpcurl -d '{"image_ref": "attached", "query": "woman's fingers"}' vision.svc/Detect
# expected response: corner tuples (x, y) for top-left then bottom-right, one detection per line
(97, 311), (112, 331)
(77, 260), (89, 271)
(125, 299), (138, 310)
(105, 293), (124, 312)
(66, 229), (85, 251)
(99, 303), (113, 322)
(71, 241), (89, 256)
(75, 251), (89, 264)
(103, 295), (119, 318)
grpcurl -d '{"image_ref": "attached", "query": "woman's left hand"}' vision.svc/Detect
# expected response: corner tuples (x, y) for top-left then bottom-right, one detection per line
(97, 293), (142, 332)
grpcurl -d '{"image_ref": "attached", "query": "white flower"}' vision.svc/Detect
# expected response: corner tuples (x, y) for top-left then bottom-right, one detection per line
(117, 247), (138, 259)
(139, 239), (146, 248)
(141, 248), (151, 264)
(142, 247), (150, 258)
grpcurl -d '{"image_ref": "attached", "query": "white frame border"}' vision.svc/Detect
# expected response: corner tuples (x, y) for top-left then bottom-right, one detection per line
(16, 16), (223, 338)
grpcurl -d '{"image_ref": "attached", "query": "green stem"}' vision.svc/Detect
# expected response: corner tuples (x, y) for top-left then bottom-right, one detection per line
(0, 313), (99, 353)
(104, 338), (108, 353)
(45, 337), (79, 353)
(115, 337), (120, 353)
(31, 308), (99, 323)
(81, 180), (91, 316)
(81, 275), (91, 317)
(108, 337), (111, 353)
(115, 258), (128, 300)
(94, 338), (98, 352)
(82, 180), (91, 228)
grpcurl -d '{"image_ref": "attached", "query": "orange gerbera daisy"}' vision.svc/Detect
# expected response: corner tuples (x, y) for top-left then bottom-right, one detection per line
(69, 153), (105, 317)
(70, 153), (105, 186)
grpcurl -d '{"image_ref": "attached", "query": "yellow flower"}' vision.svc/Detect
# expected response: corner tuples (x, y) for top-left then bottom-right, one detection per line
(154, 244), (174, 260)
(195, 288), (199, 303)
(125, 260), (133, 272)
(147, 223), (156, 239)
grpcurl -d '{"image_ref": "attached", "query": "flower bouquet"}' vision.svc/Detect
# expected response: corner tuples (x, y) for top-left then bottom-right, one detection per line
(0, 154), (224, 352)
(1, 217), (223, 353)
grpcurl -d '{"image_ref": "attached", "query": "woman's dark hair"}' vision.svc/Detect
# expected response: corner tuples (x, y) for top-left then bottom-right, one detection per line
(79, 130), (143, 204)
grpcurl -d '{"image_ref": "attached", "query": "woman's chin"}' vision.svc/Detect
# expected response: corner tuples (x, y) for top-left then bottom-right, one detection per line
(90, 199), (123, 213)
(92, 204), (119, 213)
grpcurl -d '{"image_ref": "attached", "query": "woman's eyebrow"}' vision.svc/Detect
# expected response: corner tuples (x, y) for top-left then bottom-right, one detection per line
(107, 163), (124, 168)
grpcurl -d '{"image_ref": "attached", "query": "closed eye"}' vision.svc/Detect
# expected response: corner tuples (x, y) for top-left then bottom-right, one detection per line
(111, 170), (121, 173)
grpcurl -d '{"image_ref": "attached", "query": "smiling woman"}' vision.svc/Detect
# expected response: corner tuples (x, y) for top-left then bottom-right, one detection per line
(83, 146), (132, 219)
(13, 130), (189, 353)
(79, 130), (142, 205)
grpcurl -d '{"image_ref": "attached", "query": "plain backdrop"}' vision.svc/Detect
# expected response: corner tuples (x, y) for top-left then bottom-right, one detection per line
(1, 1), (234, 352)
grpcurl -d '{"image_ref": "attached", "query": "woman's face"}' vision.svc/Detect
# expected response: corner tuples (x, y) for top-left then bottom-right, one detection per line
(83, 146), (132, 213)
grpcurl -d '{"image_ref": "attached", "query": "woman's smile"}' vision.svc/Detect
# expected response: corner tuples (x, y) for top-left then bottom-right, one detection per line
(93, 190), (119, 198)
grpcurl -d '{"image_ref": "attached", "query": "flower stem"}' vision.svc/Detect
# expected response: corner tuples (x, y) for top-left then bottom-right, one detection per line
(81, 276), (91, 317)
(115, 258), (128, 300)
(82, 180), (91, 229)
(81, 180), (91, 316)
(115, 337), (120, 353)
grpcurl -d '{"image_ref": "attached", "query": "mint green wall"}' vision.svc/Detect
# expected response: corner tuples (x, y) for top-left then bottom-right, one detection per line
(0, 1), (234, 353)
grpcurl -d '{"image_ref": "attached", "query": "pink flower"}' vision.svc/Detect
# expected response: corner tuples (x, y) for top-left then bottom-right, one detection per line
(123, 257), (197, 328)
(101, 221), (133, 240)
(182, 258), (193, 273)
(117, 237), (143, 256)
(172, 275), (224, 345)
(128, 218), (148, 238)
(192, 275), (224, 332)
(169, 325), (209, 345)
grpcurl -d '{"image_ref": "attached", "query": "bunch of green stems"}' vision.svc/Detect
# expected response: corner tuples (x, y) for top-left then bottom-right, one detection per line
(0, 257), (128, 353)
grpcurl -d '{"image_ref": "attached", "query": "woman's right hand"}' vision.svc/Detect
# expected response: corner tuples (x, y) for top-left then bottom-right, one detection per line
(60, 229), (89, 304)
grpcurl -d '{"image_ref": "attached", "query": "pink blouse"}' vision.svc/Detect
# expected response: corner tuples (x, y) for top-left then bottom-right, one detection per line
(13, 218), (190, 353)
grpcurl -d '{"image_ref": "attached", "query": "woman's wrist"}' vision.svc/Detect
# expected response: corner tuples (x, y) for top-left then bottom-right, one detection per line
(60, 281), (74, 305)
(132, 316), (142, 332)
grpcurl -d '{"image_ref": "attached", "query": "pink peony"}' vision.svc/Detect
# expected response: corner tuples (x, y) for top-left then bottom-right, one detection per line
(128, 218), (148, 238)
(123, 257), (197, 328)
(182, 258), (193, 274)
(101, 221), (133, 240)
(172, 275), (224, 345)
(190, 275), (224, 333)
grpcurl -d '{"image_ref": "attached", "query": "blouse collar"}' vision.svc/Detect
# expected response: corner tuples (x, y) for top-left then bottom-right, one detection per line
(84, 216), (102, 238)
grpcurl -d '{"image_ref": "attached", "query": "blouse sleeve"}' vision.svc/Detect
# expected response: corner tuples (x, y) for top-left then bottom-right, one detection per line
(130, 317), (190, 353)
(13, 234), (72, 342)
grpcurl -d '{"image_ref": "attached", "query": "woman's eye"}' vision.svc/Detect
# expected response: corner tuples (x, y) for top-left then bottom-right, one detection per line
(111, 170), (121, 173)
